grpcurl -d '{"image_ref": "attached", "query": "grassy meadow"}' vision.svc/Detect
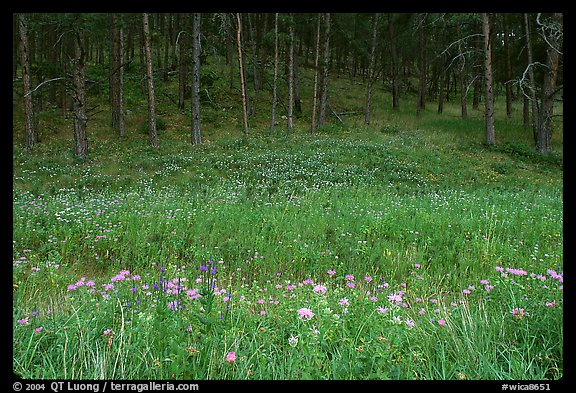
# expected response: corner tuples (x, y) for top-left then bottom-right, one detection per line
(12, 56), (563, 381)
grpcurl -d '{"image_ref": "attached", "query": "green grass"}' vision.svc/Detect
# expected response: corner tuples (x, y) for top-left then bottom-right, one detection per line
(12, 56), (563, 380)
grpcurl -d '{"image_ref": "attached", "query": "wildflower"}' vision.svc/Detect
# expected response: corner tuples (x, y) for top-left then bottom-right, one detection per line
(438, 319), (446, 326)
(495, 266), (504, 272)
(414, 263), (421, 269)
(257, 299), (265, 304)
(17, 316), (29, 325)
(462, 289), (471, 295)
(345, 274), (354, 281)
(34, 327), (43, 333)
(103, 329), (113, 335)
(388, 292), (403, 303)
(199, 265), (207, 272)
(327, 269), (336, 275)
(346, 282), (356, 288)
(297, 307), (314, 320)
(67, 284), (77, 291)
(511, 308), (528, 320)
(506, 267), (527, 276)
(545, 301), (556, 307)
(310, 325), (320, 334)
(392, 315), (402, 324)
(288, 335), (299, 347)
(405, 318), (415, 328)
(376, 306), (389, 314)
(369, 296), (378, 302)
(480, 279), (489, 285)
(226, 352), (236, 363)
(418, 308), (425, 315)
(313, 284), (327, 294)
(338, 298), (349, 306)
(364, 276), (373, 282)
(485, 285), (494, 292)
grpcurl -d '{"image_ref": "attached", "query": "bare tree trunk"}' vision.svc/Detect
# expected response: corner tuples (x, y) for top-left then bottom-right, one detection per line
(437, 63), (445, 114)
(111, 13), (125, 137)
(287, 16), (294, 132)
(191, 13), (202, 146)
(388, 14), (400, 111)
(536, 12), (562, 153)
(247, 13), (258, 116)
(482, 13), (496, 145)
(270, 13), (279, 132)
(524, 13), (539, 145)
(178, 14), (188, 111)
(364, 13), (379, 125)
(416, 14), (427, 117)
(294, 50), (302, 115)
(503, 14), (513, 119)
(311, 13), (322, 132)
(18, 13), (36, 150)
(236, 13), (249, 135)
(142, 13), (158, 147)
(318, 13), (331, 128)
(72, 28), (88, 161)
(457, 21), (468, 119)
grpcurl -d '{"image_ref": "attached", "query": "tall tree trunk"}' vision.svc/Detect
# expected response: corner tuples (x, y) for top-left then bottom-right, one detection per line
(536, 12), (562, 153)
(178, 14), (188, 111)
(364, 13), (379, 125)
(388, 14), (400, 111)
(524, 13), (539, 145)
(236, 13), (249, 135)
(482, 13), (496, 145)
(503, 14), (513, 119)
(270, 12), (279, 131)
(110, 13), (125, 137)
(247, 13), (259, 116)
(142, 13), (159, 147)
(191, 13), (202, 146)
(318, 13), (331, 128)
(457, 21), (468, 119)
(416, 14), (427, 116)
(311, 13), (322, 132)
(437, 62), (445, 114)
(72, 27), (88, 161)
(287, 15), (294, 132)
(18, 13), (36, 150)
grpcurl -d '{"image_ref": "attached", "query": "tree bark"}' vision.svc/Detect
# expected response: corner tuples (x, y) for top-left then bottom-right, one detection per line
(318, 13), (331, 128)
(524, 13), (539, 145)
(457, 21), (468, 119)
(503, 14), (513, 119)
(236, 13), (249, 135)
(191, 13), (202, 146)
(364, 13), (379, 125)
(18, 13), (36, 150)
(72, 27), (88, 161)
(178, 14), (188, 111)
(388, 14), (400, 111)
(270, 13), (279, 131)
(311, 13), (322, 132)
(482, 13), (496, 145)
(142, 13), (159, 147)
(287, 16), (295, 132)
(110, 13), (126, 137)
(416, 14), (427, 116)
(536, 13), (562, 153)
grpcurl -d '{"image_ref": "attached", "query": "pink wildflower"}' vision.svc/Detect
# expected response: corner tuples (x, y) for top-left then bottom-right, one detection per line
(297, 307), (314, 320)
(226, 352), (236, 363)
